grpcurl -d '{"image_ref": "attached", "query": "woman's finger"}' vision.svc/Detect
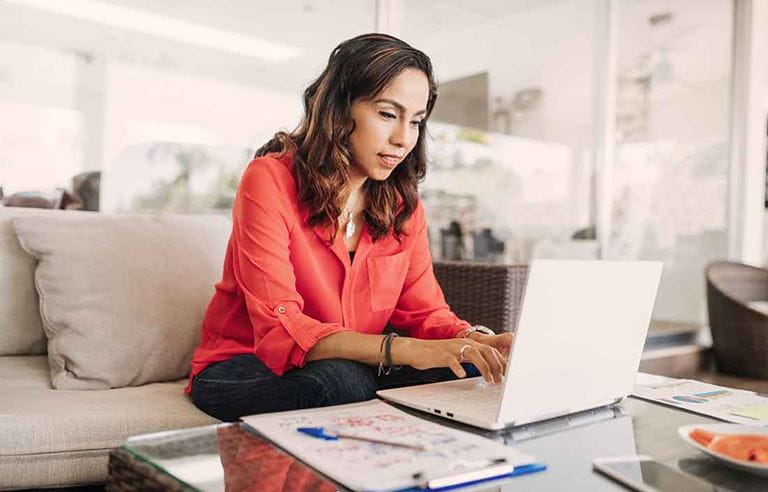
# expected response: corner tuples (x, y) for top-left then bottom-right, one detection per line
(477, 345), (504, 383)
(493, 346), (507, 376)
(464, 346), (493, 383)
(502, 333), (514, 351)
(449, 358), (467, 379)
(473, 333), (512, 356)
(492, 333), (513, 357)
(484, 342), (507, 375)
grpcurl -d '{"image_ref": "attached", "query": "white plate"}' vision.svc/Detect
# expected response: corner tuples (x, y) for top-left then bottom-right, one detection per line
(678, 423), (768, 477)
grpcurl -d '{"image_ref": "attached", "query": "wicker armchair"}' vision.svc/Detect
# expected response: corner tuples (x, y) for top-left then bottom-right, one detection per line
(432, 261), (528, 334)
(706, 261), (768, 378)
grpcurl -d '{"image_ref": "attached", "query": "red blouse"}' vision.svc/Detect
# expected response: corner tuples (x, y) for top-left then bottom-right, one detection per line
(186, 153), (469, 391)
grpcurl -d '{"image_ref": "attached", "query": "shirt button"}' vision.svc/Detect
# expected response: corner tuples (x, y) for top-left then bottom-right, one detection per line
(277, 305), (287, 314)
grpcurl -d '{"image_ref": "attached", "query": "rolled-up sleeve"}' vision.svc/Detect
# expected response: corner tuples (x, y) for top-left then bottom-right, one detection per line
(232, 166), (347, 375)
(388, 203), (470, 339)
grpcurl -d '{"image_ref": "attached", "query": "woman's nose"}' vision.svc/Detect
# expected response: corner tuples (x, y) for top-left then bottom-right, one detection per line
(389, 121), (410, 148)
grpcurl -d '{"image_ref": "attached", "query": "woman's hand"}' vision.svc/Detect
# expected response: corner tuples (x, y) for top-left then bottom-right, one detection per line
(392, 337), (507, 384)
(467, 331), (514, 357)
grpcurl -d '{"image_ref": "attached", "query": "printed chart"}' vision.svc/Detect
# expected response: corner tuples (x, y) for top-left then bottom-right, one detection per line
(633, 373), (768, 425)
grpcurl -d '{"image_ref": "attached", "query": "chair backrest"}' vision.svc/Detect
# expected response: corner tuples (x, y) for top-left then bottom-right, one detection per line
(706, 261), (768, 378)
(707, 261), (768, 303)
(433, 261), (528, 333)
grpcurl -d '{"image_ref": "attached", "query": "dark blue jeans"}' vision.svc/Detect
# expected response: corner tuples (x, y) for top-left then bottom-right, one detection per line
(191, 354), (479, 421)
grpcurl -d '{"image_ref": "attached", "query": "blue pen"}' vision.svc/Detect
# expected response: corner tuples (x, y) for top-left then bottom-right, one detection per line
(297, 426), (426, 451)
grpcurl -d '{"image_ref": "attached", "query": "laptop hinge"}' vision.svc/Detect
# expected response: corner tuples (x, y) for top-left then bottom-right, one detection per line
(507, 397), (624, 428)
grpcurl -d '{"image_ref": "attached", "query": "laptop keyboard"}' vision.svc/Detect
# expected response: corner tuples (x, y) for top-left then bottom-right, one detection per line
(405, 378), (502, 414)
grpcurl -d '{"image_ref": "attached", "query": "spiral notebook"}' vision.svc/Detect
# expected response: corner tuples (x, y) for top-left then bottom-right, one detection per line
(241, 400), (544, 491)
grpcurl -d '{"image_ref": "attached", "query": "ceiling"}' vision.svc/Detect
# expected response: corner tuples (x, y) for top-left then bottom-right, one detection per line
(0, 0), (573, 95)
(0, 0), (376, 95)
(0, 0), (741, 105)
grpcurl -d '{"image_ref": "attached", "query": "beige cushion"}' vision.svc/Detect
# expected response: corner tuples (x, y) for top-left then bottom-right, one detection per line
(0, 448), (108, 489)
(0, 207), (73, 355)
(0, 355), (218, 488)
(12, 212), (230, 389)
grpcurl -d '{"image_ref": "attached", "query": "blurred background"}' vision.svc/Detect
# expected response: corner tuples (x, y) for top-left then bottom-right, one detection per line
(1, 0), (766, 358)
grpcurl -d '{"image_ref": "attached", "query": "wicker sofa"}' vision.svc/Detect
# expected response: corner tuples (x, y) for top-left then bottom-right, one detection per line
(0, 206), (526, 489)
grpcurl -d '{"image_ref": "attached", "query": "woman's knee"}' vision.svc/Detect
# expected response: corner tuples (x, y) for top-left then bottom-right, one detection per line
(192, 357), (378, 420)
(190, 354), (281, 421)
(293, 359), (378, 405)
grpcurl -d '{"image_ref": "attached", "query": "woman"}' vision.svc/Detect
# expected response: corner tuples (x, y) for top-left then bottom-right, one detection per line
(187, 33), (513, 422)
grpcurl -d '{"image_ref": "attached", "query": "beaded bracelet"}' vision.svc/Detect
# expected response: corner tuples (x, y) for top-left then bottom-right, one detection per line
(377, 333), (401, 376)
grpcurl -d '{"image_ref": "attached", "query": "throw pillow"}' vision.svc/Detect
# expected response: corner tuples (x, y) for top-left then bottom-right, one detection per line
(12, 212), (230, 389)
(0, 207), (66, 355)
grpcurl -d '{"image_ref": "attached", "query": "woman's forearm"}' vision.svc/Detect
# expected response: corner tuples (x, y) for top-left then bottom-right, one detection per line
(305, 331), (416, 365)
(305, 331), (509, 383)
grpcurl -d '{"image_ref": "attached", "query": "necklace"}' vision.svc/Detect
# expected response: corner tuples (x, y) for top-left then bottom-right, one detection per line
(342, 191), (363, 239)
(345, 210), (356, 239)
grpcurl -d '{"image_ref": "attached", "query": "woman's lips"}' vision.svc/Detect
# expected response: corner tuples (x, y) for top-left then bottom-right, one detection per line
(378, 154), (401, 168)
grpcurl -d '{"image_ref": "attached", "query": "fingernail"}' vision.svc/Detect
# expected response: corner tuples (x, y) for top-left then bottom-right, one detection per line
(459, 370), (466, 378)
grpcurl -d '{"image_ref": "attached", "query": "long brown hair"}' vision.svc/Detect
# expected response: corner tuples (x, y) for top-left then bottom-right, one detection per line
(255, 33), (438, 241)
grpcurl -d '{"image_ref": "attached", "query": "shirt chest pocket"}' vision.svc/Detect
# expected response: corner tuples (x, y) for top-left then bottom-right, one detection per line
(366, 252), (409, 312)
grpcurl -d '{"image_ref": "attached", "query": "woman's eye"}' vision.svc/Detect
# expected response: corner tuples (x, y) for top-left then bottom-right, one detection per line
(410, 120), (422, 128)
(379, 111), (396, 119)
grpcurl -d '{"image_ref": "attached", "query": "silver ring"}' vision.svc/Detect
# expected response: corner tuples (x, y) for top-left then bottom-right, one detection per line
(459, 344), (471, 361)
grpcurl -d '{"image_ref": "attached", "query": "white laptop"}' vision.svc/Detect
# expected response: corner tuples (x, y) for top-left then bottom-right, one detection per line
(377, 259), (663, 430)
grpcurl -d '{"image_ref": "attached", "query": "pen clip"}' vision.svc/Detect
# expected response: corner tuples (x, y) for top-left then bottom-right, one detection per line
(413, 458), (513, 489)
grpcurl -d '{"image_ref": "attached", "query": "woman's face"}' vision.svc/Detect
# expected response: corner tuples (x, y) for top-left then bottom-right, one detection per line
(348, 68), (429, 183)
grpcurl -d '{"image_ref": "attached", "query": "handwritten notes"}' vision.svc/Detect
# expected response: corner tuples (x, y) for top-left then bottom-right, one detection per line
(241, 400), (535, 491)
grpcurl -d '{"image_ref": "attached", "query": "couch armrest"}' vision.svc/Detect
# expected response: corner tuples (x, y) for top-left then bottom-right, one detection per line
(433, 261), (528, 334)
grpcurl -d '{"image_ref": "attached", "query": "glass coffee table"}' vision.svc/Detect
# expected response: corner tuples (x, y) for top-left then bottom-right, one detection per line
(109, 397), (768, 491)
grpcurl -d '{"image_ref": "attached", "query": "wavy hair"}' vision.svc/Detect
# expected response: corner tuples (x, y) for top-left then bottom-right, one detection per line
(255, 33), (438, 241)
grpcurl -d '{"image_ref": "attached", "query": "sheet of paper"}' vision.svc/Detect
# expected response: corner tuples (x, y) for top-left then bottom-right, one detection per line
(731, 404), (768, 421)
(241, 400), (536, 491)
(633, 372), (768, 425)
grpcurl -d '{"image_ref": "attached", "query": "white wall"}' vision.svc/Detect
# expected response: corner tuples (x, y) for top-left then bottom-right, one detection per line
(0, 42), (81, 192)
(405, 0), (597, 149)
(101, 62), (301, 169)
